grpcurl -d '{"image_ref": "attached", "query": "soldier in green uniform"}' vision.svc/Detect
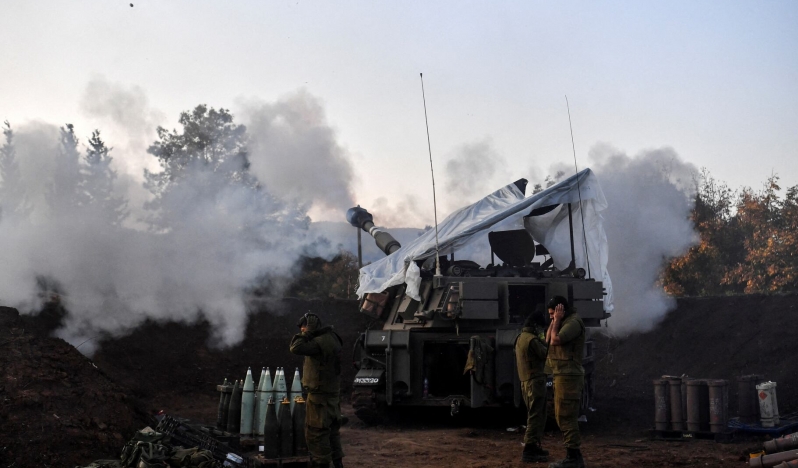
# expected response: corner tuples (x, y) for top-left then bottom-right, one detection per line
(545, 296), (586, 468)
(515, 308), (549, 463)
(289, 314), (345, 468)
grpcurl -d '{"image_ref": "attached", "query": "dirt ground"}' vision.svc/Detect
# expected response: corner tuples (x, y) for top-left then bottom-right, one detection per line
(3, 294), (798, 468)
(151, 393), (750, 468)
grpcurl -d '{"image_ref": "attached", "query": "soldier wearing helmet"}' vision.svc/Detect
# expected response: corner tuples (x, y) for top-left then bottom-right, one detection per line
(290, 313), (345, 468)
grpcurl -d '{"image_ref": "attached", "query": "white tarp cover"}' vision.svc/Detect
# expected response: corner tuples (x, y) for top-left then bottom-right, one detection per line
(356, 168), (613, 312)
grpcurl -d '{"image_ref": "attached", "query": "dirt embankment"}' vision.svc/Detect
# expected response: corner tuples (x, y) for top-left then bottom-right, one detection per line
(0, 306), (150, 468)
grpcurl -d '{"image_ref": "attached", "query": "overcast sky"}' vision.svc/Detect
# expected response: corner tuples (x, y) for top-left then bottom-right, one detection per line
(1, 0), (796, 225)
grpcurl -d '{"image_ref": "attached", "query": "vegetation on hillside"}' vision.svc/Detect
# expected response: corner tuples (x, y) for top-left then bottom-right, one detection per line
(664, 170), (798, 296)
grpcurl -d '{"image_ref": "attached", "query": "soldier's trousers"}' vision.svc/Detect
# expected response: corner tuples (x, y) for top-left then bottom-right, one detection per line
(521, 376), (547, 446)
(305, 393), (344, 465)
(553, 374), (584, 449)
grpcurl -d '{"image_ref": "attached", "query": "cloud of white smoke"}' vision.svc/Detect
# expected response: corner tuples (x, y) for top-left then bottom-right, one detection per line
(80, 76), (165, 229)
(0, 84), (354, 353)
(240, 90), (355, 214)
(588, 143), (698, 335)
(370, 194), (431, 229)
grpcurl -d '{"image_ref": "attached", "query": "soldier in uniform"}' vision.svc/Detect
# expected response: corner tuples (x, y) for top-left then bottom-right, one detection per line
(515, 308), (549, 463)
(545, 296), (586, 468)
(289, 313), (345, 468)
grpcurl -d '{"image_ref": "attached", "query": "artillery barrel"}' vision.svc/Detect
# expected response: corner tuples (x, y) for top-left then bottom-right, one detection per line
(346, 206), (401, 256)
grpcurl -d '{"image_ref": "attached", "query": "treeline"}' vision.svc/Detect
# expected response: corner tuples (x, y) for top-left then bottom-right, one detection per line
(0, 108), (355, 302)
(663, 169), (798, 296)
(0, 122), (127, 225)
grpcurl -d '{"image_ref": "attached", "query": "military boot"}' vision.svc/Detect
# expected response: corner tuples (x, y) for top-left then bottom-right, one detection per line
(521, 442), (549, 463)
(332, 458), (344, 468)
(548, 448), (585, 468)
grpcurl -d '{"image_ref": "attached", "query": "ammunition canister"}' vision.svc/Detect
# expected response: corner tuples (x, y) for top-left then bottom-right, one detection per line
(263, 397), (279, 459)
(667, 377), (684, 430)
(738, 374), (764, 424)
(292, 396), (307, 456)
(680, 377), (690, 424)
(240, 368), (256, 436)
(274, 368), (288, 417)
(749, 450), (798, 468)
(686, 379), (702, 432)
(686, 379), (710, 432)
(216, 378), (231, 429)
(227, 379), (243, 433)
(256, 367), (272, 437)
(653, 379), (670, 431)
(707, 379), (728, 433)
(757, 381), (780, 428)
(278, 397), (293, 457)
(766, 432), (798, 454)
(289, 367), (302, 414)
(254, 368), (267, 436)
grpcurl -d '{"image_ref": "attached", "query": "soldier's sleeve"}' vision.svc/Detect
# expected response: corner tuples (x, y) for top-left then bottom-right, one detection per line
(529, 337), (548, 360)
(289, 332), (322, 356)
(556, 318), (583, 344)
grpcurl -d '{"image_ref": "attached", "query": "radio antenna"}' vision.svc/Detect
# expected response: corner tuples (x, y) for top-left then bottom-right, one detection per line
(565, 95), (591, 279)
(420, 73), (442, 277)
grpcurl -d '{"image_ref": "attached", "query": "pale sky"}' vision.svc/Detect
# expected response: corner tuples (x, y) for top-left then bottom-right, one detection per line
(2, 0), (796, 224)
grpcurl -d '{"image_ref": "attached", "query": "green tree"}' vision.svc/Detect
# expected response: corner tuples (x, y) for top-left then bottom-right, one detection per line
(0, 121), (31, 221)
(82, 130), (129, 226)
(144, 105), (254, 228)
(46, 124), (87, 213)
(145, 105), (250, 187)
(143, 104), (309, 236)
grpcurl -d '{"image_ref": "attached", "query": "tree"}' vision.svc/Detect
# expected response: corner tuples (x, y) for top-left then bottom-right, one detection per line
(663, 168), (744, 296)
(664, 170), (798, 296)
(144, 105), (257, 229)
(0, 121), (31, 221)
(46, 124), (87, 213)
(287, 251), (360, 299)
(82, 130), (129, 226)
(725, 176), (798, 293)
(143, 104), (310, 252)
(145, 105), (250, 188)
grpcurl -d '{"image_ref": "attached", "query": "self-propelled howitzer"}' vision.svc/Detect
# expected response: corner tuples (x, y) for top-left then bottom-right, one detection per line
(346, 176), (610, 423)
